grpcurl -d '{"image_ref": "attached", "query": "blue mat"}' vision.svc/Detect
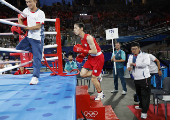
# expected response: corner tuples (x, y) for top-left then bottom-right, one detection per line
(0, 73), (76, 120)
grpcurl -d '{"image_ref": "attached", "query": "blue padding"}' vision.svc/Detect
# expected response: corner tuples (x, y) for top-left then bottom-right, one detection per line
(0, 73), (76, 120)
(116, 35), (168, 42)
(39, 0), (73, 7)
(151, 68), (168, 88)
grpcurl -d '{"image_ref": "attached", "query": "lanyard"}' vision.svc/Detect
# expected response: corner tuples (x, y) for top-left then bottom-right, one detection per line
(115, 50), (121, 56)
(69, 61), (74, 69)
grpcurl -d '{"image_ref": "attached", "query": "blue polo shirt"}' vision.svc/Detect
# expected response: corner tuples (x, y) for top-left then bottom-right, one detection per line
(64, 61), (77, 72)
(111, 50), (126, 69)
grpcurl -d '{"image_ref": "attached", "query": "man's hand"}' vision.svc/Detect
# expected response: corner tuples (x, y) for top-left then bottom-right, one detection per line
(130, 63), (136, 66)
(158, 70), (162, 76)
(112, 58), (117, 62)
(111, 56), (115, 62)
(24, 27), (29, 30)
(127, 67), (132, 71)
(23, 23), (42, 31)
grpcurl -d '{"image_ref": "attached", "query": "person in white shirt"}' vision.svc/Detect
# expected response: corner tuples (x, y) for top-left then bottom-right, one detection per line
(149, 54), (162, 89)
(16, 0), (45, 85)
(127, 42), (151, 119)
(149, 54), (162, 104)
(0, 60), (4, 75)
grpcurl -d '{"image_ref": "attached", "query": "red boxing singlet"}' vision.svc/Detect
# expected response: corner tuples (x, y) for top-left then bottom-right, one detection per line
(81, 34), (104, 76)
(80, 34), (101, 53)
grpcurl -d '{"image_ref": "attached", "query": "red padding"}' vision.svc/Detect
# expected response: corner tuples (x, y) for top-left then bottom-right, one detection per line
(44, 54), (57, 57)
(10, 53), (20, 57)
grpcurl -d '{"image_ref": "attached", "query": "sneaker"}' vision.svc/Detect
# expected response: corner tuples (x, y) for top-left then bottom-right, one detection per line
(94, 91), (105, 100)
(141, 113), (147, 119)
(97, 73), (102, 83)
(135, 106), (142, 110)
(122, 90), (127, 95)
(111, 90), (118, 93)
(29, 77), (39, 85)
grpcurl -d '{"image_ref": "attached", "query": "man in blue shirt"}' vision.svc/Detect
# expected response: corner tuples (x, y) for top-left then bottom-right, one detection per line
(111, 42), (127, 95)
(64, 54), (77, 72)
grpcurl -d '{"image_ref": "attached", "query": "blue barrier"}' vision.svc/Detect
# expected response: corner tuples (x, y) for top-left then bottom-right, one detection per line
(151, 67), (168, 88)
(169, 64), (170, 77)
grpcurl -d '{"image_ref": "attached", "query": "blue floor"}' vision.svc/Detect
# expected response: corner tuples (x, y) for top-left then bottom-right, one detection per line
(0, 73), (76, 120)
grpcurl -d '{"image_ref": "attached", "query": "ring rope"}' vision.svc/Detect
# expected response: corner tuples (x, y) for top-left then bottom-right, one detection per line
(0, 32), (57, 36)
(0, 0), (79, 76)
(0, 60), (32, 73)
(0, 0), (27, 17)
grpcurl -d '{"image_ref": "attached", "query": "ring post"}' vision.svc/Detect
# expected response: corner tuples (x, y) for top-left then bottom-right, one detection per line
(55, 18), (65, 75)
(112, 39), (117, 75)
(105, 28), (119, 75)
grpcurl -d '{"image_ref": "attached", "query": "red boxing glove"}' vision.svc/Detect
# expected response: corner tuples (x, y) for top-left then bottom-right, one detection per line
(11, 26), (25, 35)
(76, 53), (87, 63)
(73, 44), (89, 54)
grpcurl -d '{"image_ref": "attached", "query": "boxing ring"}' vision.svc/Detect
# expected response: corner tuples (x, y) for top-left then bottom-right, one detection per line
(0, 73), (76, 120)
(0, 0), (78, 120)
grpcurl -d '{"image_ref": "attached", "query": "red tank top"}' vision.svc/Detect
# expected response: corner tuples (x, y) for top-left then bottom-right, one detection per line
(18, 69), (30, 74)
(81, 34), (101, 52)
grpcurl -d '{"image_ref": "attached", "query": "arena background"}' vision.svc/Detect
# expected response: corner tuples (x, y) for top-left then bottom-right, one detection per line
(0, 0), (170, 120)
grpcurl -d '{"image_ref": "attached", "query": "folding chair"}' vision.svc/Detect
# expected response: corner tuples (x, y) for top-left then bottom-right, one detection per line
(151, 77), (170, 113)
(157, 95), (170, 120)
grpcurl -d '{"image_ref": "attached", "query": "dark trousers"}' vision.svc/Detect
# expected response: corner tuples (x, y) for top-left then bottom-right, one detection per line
(134, 77), (151, 113)
(113, 67), (127, 91)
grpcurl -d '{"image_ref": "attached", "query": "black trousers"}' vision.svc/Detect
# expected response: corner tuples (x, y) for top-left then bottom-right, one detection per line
(134, 77), (151, 113)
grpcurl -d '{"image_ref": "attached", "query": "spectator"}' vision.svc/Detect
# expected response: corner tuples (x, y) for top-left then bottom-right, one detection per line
(111, 42), (127, 95)
(3, 56), (12, 74)
(62, 51), (68, 68)
(64, 54), (77, 72)
(127, 42), (151, 119)
(14, 66), (31, 75)
(165, 34), (170, 47)
(0, 61), (4, 75)
(12, 58), (20, 71)
(0, 54), (3, 60)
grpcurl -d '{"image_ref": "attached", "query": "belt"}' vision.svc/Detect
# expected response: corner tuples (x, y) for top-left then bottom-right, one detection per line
(90, 51), (102, 56)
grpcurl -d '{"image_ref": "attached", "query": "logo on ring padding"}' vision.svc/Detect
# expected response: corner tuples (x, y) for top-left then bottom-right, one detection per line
(84, 111), (98, 117)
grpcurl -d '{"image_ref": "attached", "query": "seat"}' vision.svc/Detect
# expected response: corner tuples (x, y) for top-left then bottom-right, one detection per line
(76, 68), (91, 88)
(76, 61), (102, 92)
(76, 63), (83, 86)
(83, 77), (91, 88)
(77, 74), (101, 92)
(151, 77), (170, 113)
(157, 95), (170, 120)
(76, 72), (83, 86)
